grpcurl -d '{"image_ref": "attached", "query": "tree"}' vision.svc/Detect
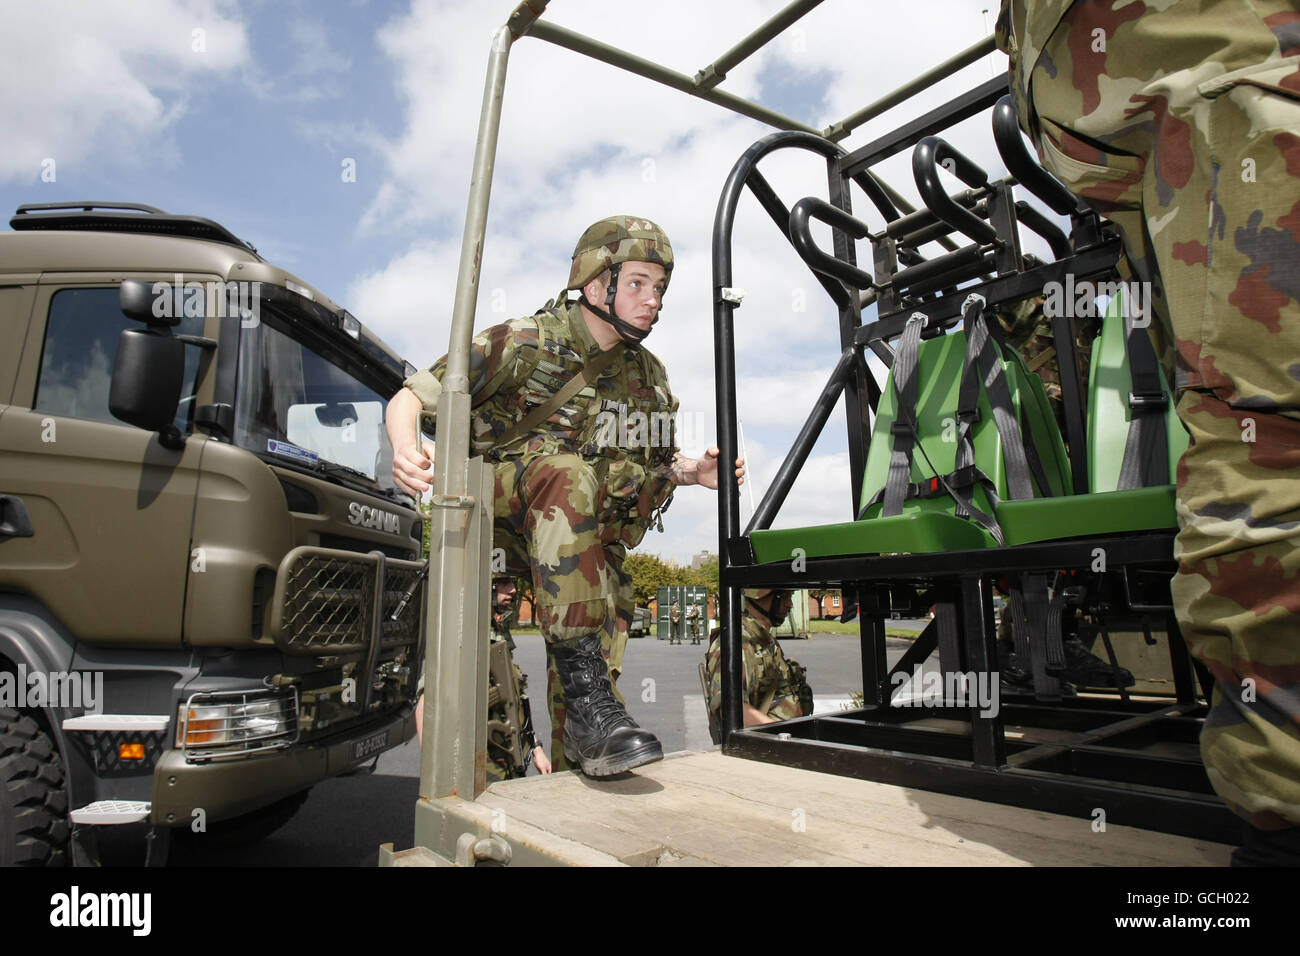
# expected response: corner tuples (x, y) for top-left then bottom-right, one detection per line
(693, 555), (719, 596)
(623, 552), (678, 606)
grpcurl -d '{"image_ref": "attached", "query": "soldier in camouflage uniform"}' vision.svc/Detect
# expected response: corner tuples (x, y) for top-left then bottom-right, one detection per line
(998, 0), (1300, 862)
(388, 216), (744, 777)
(485, 579), (551, 780)
(704, 589), (813, 727)
(416, 578), (551, 779)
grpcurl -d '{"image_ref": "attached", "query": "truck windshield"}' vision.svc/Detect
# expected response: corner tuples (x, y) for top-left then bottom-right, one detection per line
(234, 305), (400, 500)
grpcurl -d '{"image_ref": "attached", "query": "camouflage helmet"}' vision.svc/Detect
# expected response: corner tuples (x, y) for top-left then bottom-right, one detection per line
(567, 215), (674, 291)
(744, 588), (791, 625)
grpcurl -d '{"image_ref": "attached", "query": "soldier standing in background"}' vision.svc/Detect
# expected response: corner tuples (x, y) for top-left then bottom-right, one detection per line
(670, 600), (683, 645)
(998, 0), (1300, 863)
(388, 216), (744, 777)
(687, 601), (703, 645)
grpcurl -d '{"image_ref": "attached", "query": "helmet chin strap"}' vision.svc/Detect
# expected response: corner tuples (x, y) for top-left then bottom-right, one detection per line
(746, 593), (789, 628)
(579, 262), (657, 345)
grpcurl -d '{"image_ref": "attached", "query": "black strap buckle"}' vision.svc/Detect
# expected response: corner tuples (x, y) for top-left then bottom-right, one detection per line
(1129, 390), (1168, 410)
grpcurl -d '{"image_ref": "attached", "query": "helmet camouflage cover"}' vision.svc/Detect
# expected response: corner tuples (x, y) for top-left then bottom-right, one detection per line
(567, 215), (674, 291)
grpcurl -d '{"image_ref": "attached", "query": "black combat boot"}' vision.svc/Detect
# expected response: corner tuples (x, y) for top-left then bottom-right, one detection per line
(550, 634), (663, 777)
(1060, 636), (1135, 689)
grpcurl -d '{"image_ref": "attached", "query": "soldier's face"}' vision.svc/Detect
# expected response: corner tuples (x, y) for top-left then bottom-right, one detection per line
(612, 261), (666, 333)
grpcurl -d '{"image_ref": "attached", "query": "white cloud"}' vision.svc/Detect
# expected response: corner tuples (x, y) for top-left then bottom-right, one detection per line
(0, 0), (250, 182)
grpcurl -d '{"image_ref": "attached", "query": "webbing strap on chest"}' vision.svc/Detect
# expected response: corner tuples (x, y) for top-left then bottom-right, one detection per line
(494, 312), (620, 448)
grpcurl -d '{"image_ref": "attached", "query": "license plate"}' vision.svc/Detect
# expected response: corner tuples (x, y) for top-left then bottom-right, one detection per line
(353, 729), (390, 761)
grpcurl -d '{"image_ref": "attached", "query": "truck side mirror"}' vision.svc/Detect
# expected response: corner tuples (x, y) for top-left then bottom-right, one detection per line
(109, 280), (186, 442)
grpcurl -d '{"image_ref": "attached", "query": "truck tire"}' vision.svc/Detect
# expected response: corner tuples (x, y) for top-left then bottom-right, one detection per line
(176, 788), (311, 849)
(0, 708), (69, 866)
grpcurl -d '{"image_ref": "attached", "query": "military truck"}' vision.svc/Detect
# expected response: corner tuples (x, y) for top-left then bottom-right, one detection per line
(628, 607), (653, 639)
(0, 201), (424, 865)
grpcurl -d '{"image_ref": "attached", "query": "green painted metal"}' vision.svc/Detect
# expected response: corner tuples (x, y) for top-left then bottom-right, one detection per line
(996, 485), (1178, 546)
(750, 509), (994, 562)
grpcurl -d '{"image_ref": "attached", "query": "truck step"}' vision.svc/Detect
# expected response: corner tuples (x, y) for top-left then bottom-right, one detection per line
(69, 800), (151, 825)
(62, 714), (169, 732)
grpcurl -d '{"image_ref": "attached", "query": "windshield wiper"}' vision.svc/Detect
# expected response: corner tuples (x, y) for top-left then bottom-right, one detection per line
(312, 458), (405, 503)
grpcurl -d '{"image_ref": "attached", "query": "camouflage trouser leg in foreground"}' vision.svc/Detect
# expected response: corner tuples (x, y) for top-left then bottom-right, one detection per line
(1025, 0), (1300, 828)
(494, 453), (628, 773)
(544, 569), (632, 772)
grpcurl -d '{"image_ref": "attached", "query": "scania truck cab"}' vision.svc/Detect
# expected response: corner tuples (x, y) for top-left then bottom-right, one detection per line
(0, 201), (425, 865)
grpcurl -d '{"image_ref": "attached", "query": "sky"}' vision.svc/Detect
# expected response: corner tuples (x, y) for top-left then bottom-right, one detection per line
(1, 0), (1046, 566)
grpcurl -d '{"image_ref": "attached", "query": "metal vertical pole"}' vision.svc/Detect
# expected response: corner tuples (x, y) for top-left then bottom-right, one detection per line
(419, 22), (515, 804)
(714, 197), (744, 741)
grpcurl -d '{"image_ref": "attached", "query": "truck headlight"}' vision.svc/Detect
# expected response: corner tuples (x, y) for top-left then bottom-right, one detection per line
(177, 688), (299, 760)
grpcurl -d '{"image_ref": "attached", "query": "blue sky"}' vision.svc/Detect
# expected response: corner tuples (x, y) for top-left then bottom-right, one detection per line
(1, 0), (1031, 564)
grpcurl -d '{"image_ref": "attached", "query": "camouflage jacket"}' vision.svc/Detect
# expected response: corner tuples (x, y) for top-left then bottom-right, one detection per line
(995, 0), (1074, 137)
(705, 616), (807, 722)
(404, 299), (680, 540)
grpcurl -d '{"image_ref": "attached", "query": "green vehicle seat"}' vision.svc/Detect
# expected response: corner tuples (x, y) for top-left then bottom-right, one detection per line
(750, 291), (1189, 565)
(753, 300), (1071, 562)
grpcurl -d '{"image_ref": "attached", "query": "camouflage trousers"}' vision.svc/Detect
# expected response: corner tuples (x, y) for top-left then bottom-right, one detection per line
(493, 452), (635, 773)
(1022, 0), (1300, 828)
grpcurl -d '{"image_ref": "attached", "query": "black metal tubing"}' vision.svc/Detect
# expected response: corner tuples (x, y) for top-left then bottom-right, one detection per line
(1014, 200), (1071, 261)
(856, 237), (1123, 345)
(746, 168), (848, 310)
(992, 95), (1080, 216)
(885, 618), (938, 687)
(725, 730), (1237, 843)
(840, 76), (1009, 178)
(788, 197), (874, 299)
(890, 242), (990, 295)
(912, 136), (999, 246)
(724, 532), (1177, 588)
(848, 171), (904, 224)
(714, 129), (854, 742)
(746, 345), (859, 534)
(886, 185), (990, 241)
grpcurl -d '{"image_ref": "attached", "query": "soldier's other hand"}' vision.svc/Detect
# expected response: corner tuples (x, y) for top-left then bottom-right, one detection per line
(393, 440), (436, 497)
(533, 746), (553, 774)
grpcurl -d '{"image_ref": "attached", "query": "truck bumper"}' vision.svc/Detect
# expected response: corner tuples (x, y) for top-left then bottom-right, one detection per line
(150, 708), (416, 826)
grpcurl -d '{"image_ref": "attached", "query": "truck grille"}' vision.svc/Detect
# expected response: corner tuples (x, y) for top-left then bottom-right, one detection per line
(270, 546), (425, 656)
